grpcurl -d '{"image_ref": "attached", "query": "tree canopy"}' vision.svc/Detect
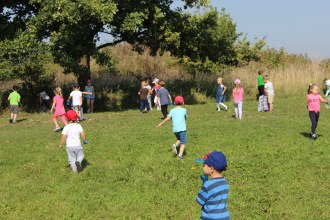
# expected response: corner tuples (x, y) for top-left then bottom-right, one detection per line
(0, 0), (264, 83)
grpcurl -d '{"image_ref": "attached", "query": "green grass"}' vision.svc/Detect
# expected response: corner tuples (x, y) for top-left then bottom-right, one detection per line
(0, 97), (329, 219)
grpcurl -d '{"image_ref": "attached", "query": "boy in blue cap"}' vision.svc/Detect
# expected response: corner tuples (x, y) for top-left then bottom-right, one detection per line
(196, 151), (230, 220)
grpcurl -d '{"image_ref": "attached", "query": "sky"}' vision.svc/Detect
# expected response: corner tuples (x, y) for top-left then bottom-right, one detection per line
(209, 0), (330, 59)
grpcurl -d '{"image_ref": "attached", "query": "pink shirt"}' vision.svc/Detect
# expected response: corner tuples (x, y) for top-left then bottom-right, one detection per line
(53, 95), (66, 116)
(307, 94), (321, 112)
(233, 88), (244, 103)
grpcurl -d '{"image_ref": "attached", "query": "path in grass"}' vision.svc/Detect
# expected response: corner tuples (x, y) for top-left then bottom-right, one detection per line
(0, 97), (329, 219)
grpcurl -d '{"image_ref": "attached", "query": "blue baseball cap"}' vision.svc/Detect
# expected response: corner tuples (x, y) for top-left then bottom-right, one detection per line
(203, 151), (227, 171)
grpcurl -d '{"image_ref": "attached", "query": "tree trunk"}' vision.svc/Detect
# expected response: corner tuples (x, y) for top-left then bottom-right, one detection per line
(78, 55), (91, 87)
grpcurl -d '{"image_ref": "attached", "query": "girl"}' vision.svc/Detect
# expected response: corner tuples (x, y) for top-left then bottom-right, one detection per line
(84, 80), (95, 113)
(307, 84), (327, 139)
(232, 79), (244, 119)
(50, 87), (68, 131)
(216, 77), (228, 112)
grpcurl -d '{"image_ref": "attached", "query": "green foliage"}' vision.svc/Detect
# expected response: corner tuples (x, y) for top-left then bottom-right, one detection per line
(0, 98), (330, 219)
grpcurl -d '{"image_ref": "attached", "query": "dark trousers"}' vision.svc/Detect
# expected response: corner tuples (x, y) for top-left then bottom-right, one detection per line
(161, 104), (168, 118)
(41, 100), (49, 112)
(140, 100), (150, 112)
(309, 111), (320, 134)
(258, 85), (265, 97)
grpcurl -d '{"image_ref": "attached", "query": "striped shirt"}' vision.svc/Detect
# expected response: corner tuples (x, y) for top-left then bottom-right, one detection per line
(196, 177), (229, 220)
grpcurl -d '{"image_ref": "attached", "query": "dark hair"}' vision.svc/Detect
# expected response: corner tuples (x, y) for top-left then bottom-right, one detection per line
(12, 85), (19, 91)
(258, 70), (264, 75)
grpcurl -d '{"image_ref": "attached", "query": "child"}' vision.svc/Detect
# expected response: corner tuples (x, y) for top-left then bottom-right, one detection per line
(68, 83), (91, 121)
(216, 77), (228, 112)
(138, 81), (150, 113)
(307, 84), (327, 140)
(150, 78), (161, 110)
(145, 79), (153, 110)
(39, 90), (50, 112)
(264, 75), (275, 112)
(232, 79), (244, 119)
(8, 85), (21, 124)
(257, 70), (265, 97)
(157, 96), (187, 160)
(60, 110), (88, 173)
(50, 87), (68, 131)
(157, 80), (173, 119)
(323, 78), (330, 108)
(84, 79), (95, 113)
(196, 150), (229, 220)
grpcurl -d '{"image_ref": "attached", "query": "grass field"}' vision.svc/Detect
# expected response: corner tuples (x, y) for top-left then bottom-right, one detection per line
(1, 97), (329, 219)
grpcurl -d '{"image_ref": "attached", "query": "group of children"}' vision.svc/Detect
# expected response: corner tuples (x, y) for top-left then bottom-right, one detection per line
(257, 70), (275, 112)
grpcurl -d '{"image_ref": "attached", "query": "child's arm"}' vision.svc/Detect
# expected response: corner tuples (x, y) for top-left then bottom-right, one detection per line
(168, 94), (172, 103)
(59, 134), (66, 148)
(320, 96), (327, 103)
(80, 131), (87, 143)
(157, 115), (171, 127)
(81, 91), (92, 95)
(80, 96), (82, 106)
(50, 99), (56, 113)
(222, 85), (227, 95)
(68, 96), (72, 100)
(7, 94), (10, 101)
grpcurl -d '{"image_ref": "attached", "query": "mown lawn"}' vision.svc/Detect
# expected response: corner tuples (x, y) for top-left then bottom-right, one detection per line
(0, 97), (329, 219)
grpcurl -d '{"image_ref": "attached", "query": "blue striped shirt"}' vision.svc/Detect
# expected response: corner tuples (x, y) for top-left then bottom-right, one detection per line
(196, 177), (229, 220)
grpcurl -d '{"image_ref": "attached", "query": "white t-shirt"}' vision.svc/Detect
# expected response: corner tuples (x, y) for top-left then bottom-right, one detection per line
(265, 81), (274, 96)
(70, 90), (82, 106)
(40, 91), (50, 100)
(325, 80), (330, 88)
(62, 123), (83, 147)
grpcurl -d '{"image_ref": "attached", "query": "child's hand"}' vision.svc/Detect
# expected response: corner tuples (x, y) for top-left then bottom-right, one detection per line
(59, 144), (63, 148)
(157, 123), (162, 128)
(200, 174), (208, 183)
(66, 100), (71, 106)
(170, 101), (173, 106)
(83, 140), (88, 144)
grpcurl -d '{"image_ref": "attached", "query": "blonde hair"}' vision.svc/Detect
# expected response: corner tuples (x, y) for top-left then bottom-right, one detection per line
(54, 87), (63, 97)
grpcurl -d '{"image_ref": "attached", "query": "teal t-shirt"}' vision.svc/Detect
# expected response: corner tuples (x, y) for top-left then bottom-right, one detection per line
(9, 91), (21, 106)
(169, 107), (187, 133)
(258, 75), (264, 86)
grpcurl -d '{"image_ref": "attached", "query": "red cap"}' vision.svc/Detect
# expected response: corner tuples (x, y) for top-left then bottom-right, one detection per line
(174, 96), (184, 104)
(66, 110), (78, 121)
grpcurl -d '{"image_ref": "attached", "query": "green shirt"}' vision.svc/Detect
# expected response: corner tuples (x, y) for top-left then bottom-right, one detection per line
(258, 75), (264, 86)
(9, 91), (21, 106)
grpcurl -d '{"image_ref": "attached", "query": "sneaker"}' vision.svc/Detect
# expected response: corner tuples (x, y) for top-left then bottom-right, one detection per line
(178, 156), (183, 160)
(217, 109), (220, 112)
(312, 134), (317, 140)
(226, 107), (229, 111)
(9, 119), (13, 123)
(172, 144), (178, 154)
(75, 161), (83, 172)
(53, 127), (61, 132)
(13, 121), (17, 124)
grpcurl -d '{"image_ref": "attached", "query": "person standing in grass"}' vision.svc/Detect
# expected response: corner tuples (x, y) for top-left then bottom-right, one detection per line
(232, 79), (244, 119)
(216, 77), (229, 112)
(323, 78), (330, 108)
(150, 78), (161, 110)
(60, 110), (88, 173)
(144, 79), (153, 110)
(138, 81), (150, 113)
(307, 84), (327, 140)
(68, 83), (91, 121)
(264, 75), (275, 112)
(257, 70), (265, 97)
(157, 96), (187, 160)
(157, 80), (173, 119)
(50, 87), (68, 132)
(84, 79), (95, 113)
(8, 85), (21, 124)
(196, 150), (229, 220)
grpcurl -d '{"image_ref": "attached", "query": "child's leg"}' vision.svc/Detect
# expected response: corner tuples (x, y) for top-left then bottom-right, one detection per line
(90, 99), (94, 113)
(315, 112), (320, 132)
(161, 105), (168, 118)
(178, 131), (187, 158)
(52, 115), (60, 128)
(13, 114), (18, 122)
(238, 101), (243, 119)
(145, 100), (150, 111)
(309, 111), (317, 134)
(216, 103), (220, 111)
(60, 115), (68, 125)
(86, 99), (91, 113)
(219, 102), (228, 109)
(66, 147), (78, 172)
(10, 112), (14, 119)
(234, 103), (239, 118)
(148, 96), (152, 110)
(76, 148), (84, 164)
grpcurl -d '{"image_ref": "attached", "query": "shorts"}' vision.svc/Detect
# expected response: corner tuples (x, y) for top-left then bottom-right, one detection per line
(216, 94), (225, 103)
(72, 105), (81, 111)
(268, 94), (274, 103)
(10, 105), (19, 114)
(174, 131), (187, 145)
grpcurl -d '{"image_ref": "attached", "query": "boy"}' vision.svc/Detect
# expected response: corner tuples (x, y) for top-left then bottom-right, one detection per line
(157, 80), (172, 119)
(157, 96), (187, 159)
(138, 81), (150, 113)
(59, 110), (88, 173)
(68, 83), (91, 121)
(196, 150), (229, 220)
(8, 85), (21, 124)
(257, 70), (265, 97)
(264, 75), (275, 112)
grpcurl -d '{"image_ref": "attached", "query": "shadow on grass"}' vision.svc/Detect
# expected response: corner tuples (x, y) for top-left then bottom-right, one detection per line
(16, 118), (28, 123)
(81, 159), (91, 169)
(299, 132), (323, 139)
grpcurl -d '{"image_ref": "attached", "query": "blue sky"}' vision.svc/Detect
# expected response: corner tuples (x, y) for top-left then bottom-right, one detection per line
(210, 0), (330, 59)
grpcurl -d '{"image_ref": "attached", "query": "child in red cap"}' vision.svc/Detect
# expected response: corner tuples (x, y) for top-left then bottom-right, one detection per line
(157, 96), (187, 159)
(59, 110), (88, 173)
